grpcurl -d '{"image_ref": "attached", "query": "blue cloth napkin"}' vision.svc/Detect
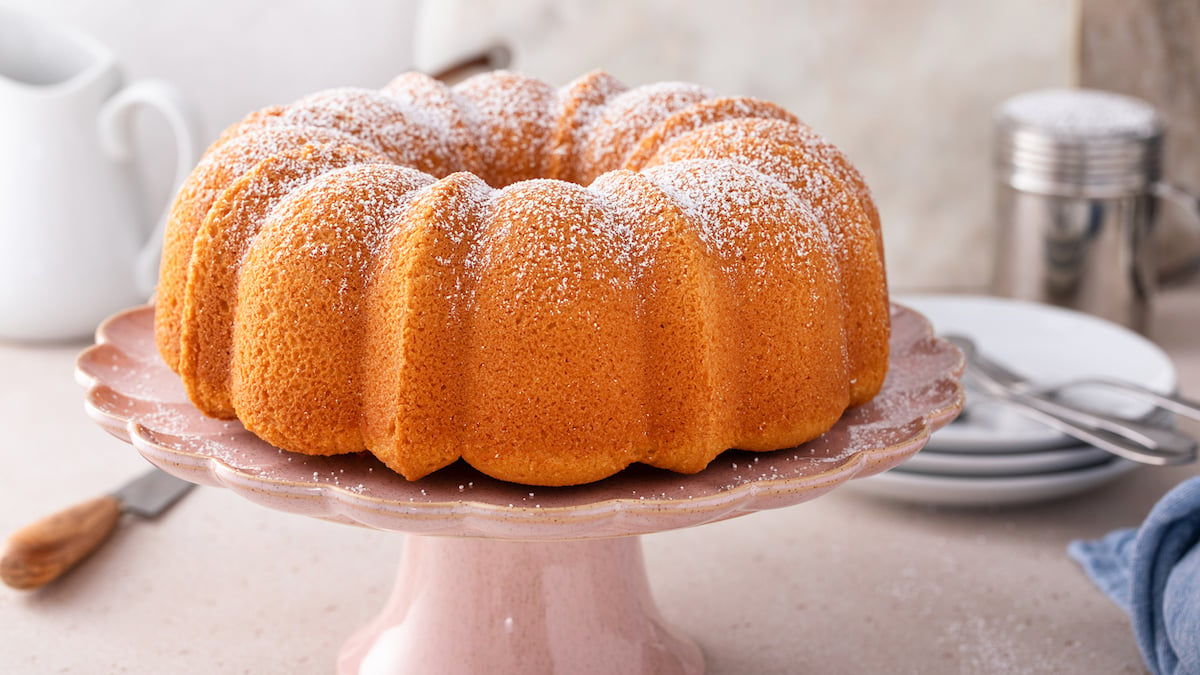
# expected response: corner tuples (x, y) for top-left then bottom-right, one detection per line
(1068, 476), (1200, 675)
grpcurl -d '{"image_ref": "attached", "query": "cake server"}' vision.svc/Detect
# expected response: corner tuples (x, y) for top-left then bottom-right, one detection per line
(0, 467), (194, 590)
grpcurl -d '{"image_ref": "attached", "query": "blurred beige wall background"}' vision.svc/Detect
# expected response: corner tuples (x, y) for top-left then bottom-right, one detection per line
(415, 0), (1077, 293)
(3, 0), (1079, 292)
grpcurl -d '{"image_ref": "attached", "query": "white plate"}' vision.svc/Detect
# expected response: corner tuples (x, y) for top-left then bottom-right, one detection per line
(850, 458), (1139, 507)
(897, 445), (1112, 477)
(897, 294), (1176, 454)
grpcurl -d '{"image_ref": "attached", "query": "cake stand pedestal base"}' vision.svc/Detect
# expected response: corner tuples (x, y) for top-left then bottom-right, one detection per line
(338, 535), (704, 675)
(78, 305), (963, 674)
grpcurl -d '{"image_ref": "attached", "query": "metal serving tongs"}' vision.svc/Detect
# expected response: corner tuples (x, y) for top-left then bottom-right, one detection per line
(944, 335), (1198, 467)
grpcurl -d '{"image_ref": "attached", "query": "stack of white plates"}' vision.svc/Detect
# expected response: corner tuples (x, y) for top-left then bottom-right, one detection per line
(853, 294), (1177, 507)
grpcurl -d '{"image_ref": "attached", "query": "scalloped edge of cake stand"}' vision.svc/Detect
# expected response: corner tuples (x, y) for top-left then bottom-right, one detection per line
(76, 303), (964, 541)
(76, 303), (964, 674)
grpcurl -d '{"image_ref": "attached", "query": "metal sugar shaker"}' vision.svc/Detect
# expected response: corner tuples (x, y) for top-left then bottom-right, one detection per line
(992, 88), (1200, 333)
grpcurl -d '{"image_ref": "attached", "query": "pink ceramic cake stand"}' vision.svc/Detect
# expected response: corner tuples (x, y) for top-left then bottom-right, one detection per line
(76, 304), (962, 675)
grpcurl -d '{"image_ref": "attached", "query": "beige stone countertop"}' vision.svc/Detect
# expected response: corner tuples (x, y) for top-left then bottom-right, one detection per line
(1, 286), (1197, 674)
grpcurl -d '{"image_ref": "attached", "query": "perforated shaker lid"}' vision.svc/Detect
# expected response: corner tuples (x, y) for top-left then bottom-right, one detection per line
(995, 88), (1164, 197)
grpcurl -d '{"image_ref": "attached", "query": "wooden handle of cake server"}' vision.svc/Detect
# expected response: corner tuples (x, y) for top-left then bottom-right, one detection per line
(0, 495), (122, 590)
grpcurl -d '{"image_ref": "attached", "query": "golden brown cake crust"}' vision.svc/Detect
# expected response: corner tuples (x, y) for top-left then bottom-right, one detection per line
(230, 165), (436, 455)
(156, 70), (891, 486)
(178, 142), (388, 417)
(155, 126), (363, 371)
(644, 119), (889, 404)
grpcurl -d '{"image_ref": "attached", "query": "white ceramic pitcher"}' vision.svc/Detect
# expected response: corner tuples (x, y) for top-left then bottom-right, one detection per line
(0, 9), (201, 341)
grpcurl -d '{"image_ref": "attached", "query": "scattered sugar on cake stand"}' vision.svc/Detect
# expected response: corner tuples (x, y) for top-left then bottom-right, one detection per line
(76, 304), (963, 675)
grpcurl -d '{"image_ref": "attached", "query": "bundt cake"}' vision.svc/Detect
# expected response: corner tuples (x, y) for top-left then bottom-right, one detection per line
(155, 69), (890, 487)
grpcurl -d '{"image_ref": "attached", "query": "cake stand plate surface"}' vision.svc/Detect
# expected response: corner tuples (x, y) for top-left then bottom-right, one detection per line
(77, 304), (963, 675)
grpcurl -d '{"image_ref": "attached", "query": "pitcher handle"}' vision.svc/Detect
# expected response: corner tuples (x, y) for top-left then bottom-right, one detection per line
(1152, 181), (1200, 282)
(97, 80), (204, 298)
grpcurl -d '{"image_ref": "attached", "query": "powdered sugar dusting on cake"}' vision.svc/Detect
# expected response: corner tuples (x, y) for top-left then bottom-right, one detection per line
(588, 172), (672, 279)
(382, 72), (484, 174)
(260, 165), (436, 300)
(180, 142), (397, 418)
(453, 71), (557, 186)
(364, 171), (498, 321)
(646, 119), (878, 258)
(381, 72), (448, 112)
(771, 120), (874, 218)
(642, 159), (832, 277)
(284, 88), (460, 177)
(556, 70), (629, 138)
(672, 117), (875, 224)
(582, 82), (715, 181)
(548, 70), (629, 183)
(466, 179), (637, 311)
(156, 124), (374, 368)
(622, 96), (798, 172)
(432, 174), (496, 318)
(206, 143), (391, 271)
(181, 126), (364, 217)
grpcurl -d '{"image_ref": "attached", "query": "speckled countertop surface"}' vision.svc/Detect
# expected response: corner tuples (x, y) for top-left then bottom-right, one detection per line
(1, 284), (1197, 674)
